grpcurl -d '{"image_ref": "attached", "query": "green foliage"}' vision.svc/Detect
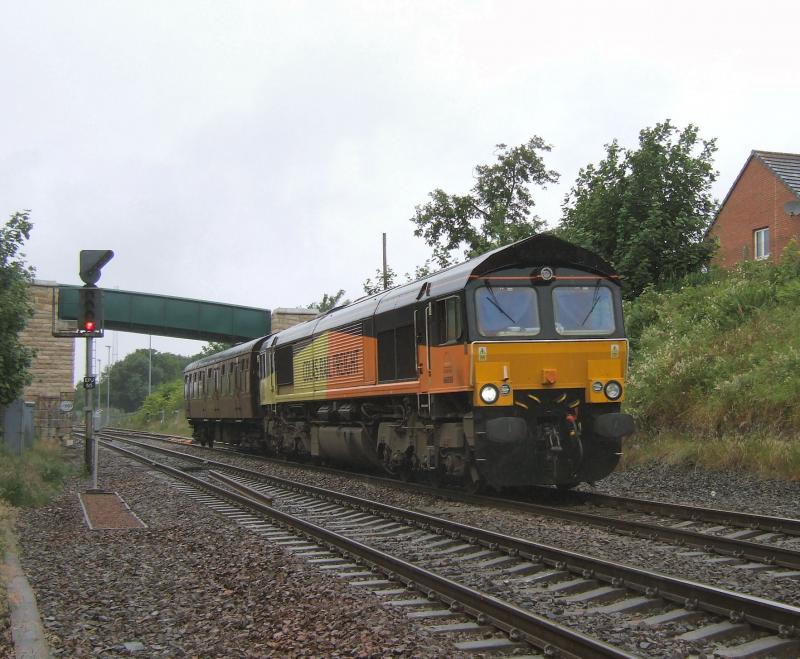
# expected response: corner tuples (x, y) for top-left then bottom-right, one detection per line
(116, 378), (192, 436)
(99, 348), (192, 412)
(559, 121), (718, 299)
(412, 138), (559, 267)
(363, 266), (397, 295)
(139, 379), (184, 418)
(626, 241), (800, 437)
(194, 342), (232, 359)
(308, 289), (349, 312)
(0, 440), (74, 507)
(0, 211), (36, 405)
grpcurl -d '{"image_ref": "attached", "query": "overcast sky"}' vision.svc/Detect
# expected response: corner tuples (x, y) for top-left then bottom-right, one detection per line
(2, 1), (799, 379)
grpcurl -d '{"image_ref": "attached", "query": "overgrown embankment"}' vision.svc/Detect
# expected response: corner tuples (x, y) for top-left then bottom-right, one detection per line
(623, 243), (800, 478)
(115, 380), (192, 437)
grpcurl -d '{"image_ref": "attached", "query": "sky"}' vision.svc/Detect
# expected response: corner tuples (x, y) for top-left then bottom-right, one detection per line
(2, 1), (799, 380)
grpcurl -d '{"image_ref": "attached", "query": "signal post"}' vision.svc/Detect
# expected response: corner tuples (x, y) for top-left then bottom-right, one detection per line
(78, 250), (113, 486)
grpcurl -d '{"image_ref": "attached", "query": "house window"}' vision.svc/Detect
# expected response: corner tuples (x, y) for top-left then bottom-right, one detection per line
(754, 227), (770, 260)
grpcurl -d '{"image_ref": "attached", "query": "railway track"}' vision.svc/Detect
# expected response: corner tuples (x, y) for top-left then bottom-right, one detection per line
(100, 428), (800, 573)
(98, 437), (630, 658)
(96, 430), (800, 657)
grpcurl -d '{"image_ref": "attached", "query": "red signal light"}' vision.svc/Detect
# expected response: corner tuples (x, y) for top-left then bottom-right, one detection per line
(85, 320), (95, 332)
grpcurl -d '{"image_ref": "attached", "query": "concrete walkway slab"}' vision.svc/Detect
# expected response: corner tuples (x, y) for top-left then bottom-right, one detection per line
(3, 548), (51, 659)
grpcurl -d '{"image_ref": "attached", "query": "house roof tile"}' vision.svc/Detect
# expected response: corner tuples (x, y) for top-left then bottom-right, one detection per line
(753, 151), (800, 199)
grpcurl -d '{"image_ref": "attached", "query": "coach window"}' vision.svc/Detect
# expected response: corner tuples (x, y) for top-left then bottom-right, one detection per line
(436, 297), (462, 344)
(553, 286), (614, 336)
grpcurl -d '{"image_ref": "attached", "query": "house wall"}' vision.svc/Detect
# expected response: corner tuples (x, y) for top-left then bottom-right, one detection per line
(710, 158), (800, 268)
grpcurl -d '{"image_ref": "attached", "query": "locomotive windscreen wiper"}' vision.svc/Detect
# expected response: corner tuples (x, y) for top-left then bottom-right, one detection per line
(484, 281), (518, 325)
(580, 279), (603, 326)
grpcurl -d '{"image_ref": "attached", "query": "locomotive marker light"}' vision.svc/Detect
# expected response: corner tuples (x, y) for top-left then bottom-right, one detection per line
(78, 249), (114, 487)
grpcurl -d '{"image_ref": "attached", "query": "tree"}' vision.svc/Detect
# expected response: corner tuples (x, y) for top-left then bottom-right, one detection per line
(362, 260), (435, 296)
(362, 267), (396, 296)
(559, 120), (718, 298)
(0, 211), (35, 405)
(412, 137), (559, 267)
(194, 342), (232, 359)
(308, 289), (349, 312)
(100, 349), (192, 412)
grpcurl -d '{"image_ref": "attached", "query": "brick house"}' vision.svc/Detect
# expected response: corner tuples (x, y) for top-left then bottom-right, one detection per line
(708, 151), (800, 268)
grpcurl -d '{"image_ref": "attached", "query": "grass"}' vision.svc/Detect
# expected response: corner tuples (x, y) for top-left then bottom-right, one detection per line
(115, 413), (193, 437)
(0, 500), (14, 641)
(621, 430), (800, 481)
(0, 440), (76, 508)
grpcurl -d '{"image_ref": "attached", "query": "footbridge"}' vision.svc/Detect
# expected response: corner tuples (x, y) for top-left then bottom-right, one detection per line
(57, 286), (272, 343)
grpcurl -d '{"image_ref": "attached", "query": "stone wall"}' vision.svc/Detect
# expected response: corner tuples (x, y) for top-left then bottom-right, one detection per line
(18, 281), (76, 439)
(271, 307), (318, 333)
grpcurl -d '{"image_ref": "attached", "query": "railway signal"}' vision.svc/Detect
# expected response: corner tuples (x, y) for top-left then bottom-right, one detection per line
(78, 286), (104, 335)
(79, 249), (114, 286)
(78, 249), (114, 485)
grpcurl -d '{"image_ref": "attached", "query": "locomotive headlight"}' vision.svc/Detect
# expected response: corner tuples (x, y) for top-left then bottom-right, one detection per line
(591, 381), (603, 393)
(604, 380), (622, 400)
(480, 384), (499, 404)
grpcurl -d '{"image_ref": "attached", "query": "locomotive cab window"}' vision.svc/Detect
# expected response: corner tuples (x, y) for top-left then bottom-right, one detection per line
(436, 297), (462, 344)
(475, 286), (540, 337)
(553, 285), (615, 336)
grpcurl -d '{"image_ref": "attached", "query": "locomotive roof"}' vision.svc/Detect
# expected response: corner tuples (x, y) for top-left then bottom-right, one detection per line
(270, 234), (617, 347)
(185, 336), (268, 372)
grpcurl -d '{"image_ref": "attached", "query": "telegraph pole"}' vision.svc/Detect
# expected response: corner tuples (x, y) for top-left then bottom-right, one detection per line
(382, 232), (388, 291)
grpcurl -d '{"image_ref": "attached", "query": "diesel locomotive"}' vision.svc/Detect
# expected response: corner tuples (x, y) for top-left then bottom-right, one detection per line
(184, 234), (634, 490)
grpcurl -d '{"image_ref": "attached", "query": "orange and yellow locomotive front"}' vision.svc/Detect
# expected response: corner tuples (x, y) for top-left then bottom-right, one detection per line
(467, 337), (631, 486)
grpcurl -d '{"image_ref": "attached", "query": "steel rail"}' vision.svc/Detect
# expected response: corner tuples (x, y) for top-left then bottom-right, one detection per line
(100, 432), (800, 636)
(101, 427), (800, 539)
(533, 487), (800, 538)
(98, 439), (633, 659)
